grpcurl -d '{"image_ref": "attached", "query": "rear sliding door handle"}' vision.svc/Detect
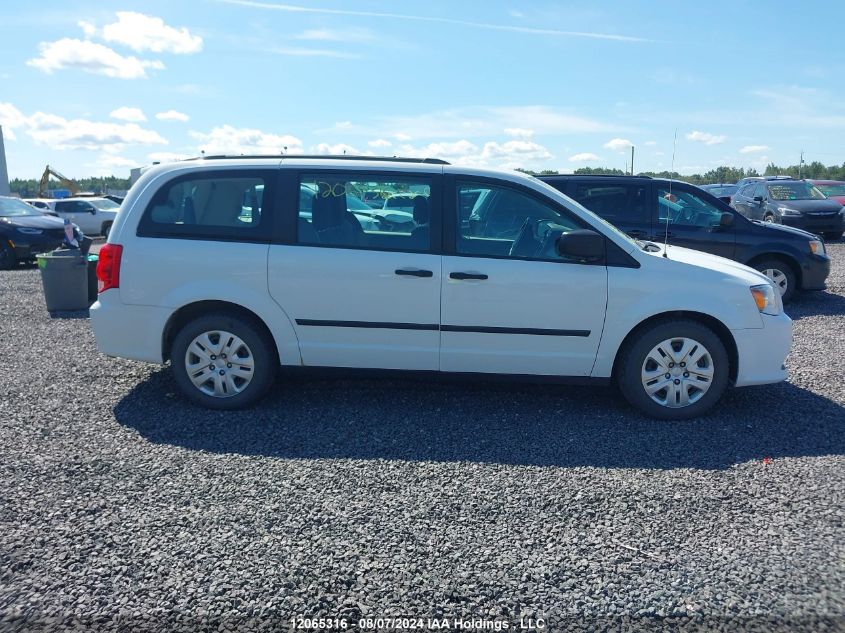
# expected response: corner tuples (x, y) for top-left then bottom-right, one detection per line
(395, 268), (433, 277)
(450, 272), (488, 280)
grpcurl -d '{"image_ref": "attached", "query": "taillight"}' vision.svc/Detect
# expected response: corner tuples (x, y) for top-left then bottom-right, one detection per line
(97, 243), (123, 293)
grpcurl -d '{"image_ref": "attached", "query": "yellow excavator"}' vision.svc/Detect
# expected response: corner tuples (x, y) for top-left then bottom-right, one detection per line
(38, 165), (79, 197)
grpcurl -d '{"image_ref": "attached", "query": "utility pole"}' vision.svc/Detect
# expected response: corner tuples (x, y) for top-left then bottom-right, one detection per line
(630, 145), (635, 175)
(798, 150), (804, 178)
(0, 126), (9, 196)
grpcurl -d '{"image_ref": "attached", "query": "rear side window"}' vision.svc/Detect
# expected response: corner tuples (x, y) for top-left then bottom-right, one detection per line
(138, 170), (272, 241)
(297, 173), (433, 252)
(571, 184), (648, 222)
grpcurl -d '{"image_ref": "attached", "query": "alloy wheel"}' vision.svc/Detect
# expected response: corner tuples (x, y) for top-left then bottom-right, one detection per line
(762, 268), (788, 296)
(184, 329), (255, 397)
(641, 337), (714, 408)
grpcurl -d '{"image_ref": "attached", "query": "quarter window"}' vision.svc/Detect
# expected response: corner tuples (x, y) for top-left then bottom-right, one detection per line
(457, 181), (583, 260)
(297, 174), (432, 251)
(139, 171), (270, 240)
(572, 184), (647, 222)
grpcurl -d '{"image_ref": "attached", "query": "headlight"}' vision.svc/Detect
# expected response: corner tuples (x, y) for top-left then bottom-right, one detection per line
(809, 239), (825, 255)
(777, 207), (801, 216)
(16, 227), (43, 235)
(751, 284), (782, 316)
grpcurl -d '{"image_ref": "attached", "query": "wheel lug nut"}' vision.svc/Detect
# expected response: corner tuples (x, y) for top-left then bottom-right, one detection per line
(673, 379), (681, 385)
(665, 373), (671, 379)
(209, 364), (215, 370)
(210, 355), (216, 360)
(684, 372), (690, 378)
(219, 370), (225, 376)
(222, 354), (227, 359)
(668, 362), (674, 368)
(227, 363), (232, 368)
(680, 362), (686, 368)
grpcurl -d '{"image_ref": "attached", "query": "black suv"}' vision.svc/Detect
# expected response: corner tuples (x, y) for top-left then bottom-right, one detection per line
(731, 177), (844, 240)
(539, 175), (830, 302)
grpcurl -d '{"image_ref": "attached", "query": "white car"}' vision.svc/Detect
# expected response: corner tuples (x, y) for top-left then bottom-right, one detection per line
(90, 156), (792, 419)
(43, 197), (120, 237)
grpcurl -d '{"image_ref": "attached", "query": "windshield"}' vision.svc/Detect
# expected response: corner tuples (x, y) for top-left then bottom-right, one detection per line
(89, 198), (120, 210)
(0, 197), (42, 217)
(704, 185), (738, 196)
(767, 182), (826, 201)
(815, 183), (845, 197)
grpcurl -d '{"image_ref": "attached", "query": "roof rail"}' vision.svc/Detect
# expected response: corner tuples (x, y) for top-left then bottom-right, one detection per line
(192, 154), (450, 165)
(539, 173), (652, 179)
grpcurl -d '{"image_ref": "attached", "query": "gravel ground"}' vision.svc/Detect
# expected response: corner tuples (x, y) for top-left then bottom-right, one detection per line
(1, 243), (844, 632)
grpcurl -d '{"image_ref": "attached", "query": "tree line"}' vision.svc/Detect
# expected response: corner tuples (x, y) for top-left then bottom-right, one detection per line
(8, 160), (845, 197)
(524, 160), (845, 184)
(9, 176), (133, 197)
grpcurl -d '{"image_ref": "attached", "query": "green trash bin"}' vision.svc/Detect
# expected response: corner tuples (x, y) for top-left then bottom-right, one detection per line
(86, 254), (99, 304)
(36, 250), (90, 312)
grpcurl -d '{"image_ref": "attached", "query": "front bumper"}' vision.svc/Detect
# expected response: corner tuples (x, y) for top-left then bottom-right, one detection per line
(782, 213), (845, 234)
(800, 254), (831, 291)
(9, 236), (65, 261)
(732, 312), (792, 387)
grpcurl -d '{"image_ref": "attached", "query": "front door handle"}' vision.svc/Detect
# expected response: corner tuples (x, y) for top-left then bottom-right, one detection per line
(395, 268), (433, 277)
(450, 272), (488, 280)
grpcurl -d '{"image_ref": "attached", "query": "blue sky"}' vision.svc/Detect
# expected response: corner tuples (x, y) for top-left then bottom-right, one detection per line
(1, 0), (844, 179)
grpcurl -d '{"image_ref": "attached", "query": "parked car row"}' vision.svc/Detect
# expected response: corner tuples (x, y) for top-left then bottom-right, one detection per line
(0, 196), (87, 269)
(90, 156), (791, 421)
(538, 174), (831, 302)
(23, 196), (120, 238)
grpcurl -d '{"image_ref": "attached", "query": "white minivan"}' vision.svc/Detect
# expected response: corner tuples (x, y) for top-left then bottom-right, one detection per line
(90, 156), (792, 419)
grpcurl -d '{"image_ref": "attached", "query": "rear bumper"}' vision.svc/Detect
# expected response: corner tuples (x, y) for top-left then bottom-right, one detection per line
(732, 312), (792, 387)
(89, 292), (171, 363)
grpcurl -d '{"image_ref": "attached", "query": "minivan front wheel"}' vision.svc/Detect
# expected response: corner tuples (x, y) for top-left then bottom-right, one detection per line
(753, 258), (795, 302)
(170, 313), (276, 409)
(617, 320), (729, 420)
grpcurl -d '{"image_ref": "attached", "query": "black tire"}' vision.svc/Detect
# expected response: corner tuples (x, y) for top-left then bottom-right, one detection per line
(170, 313), (277, 409)
(763, 213), (775, 223)
(0, 243), (15, 270)
(751, 257), (796, 303)
(101, 222), (113, 239)
(617, 319), (730, 420)
(824, 231), (843, 241)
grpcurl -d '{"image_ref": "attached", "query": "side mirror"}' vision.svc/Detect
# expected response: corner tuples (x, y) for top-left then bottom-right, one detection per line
(556, 229), (604, 261)
(753, 195), (764, 203)
(718, 196), (732, 205)
(719, 212), (734, 227)
(89, 207), (97, 214)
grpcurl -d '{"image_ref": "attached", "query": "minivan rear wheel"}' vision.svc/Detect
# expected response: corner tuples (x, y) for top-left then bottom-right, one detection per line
(170, 313), (277, 409)
(617, 320), (729, 420)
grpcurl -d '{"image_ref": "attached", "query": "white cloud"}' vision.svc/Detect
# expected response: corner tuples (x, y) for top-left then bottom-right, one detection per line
(156, 110), (190, 122)
(368, 139), (392, 148)
(148, 151), (191, 163)
(686, 130), (726, 145)
(644, 140), (657, 146)
(189, 125), (303, 155)
(101, 12), (203, 54)
(27, 38), (164, 79)
(394, 132), (412, 141)
(78, 20), (97, 38)
(220, 0), (654, 42)
(603, 137), (632, 152)
(394, 138), (553, 170)
(99, 155), (141, 168)
(26, 112), (167, 150)
(313, 142), (360, 155)
(739, 145), (769, 154)
(379, 106), (610, 141)
(294, 27), (375, 43)
(110, 106), (146, 122)
(504, 127), (534, 138)
(0, 102), (28, 140)
(569, 152), (600, 162)
(1, 102), (167, 150)
(271, 47), (359, 58)
(334, 121), (353, 129)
